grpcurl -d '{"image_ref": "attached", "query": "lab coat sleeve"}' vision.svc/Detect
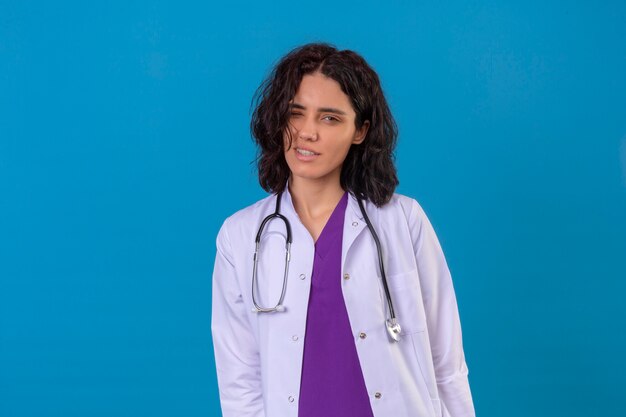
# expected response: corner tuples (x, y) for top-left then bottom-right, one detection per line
(408, 199), (476, 417)
(211, 219), (265, 417)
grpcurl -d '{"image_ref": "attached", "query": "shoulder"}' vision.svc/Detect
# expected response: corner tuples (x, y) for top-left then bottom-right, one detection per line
(384, 192), (446, 258)
(223, 194), (274, 225)
(375, 191), (428, 229)
(216, 193), (275, 245)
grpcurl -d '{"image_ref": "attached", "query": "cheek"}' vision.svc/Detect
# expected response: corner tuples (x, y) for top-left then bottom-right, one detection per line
(322, 143), (352, 169)
(331, 134), (355, 156)
(283, 128), (296, 151)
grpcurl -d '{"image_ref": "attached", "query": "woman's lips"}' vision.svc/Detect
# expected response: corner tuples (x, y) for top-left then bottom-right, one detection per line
(295, 147), (320, 161)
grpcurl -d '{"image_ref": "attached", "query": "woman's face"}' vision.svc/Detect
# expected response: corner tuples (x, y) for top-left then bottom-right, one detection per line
(283, 71), (369, 186)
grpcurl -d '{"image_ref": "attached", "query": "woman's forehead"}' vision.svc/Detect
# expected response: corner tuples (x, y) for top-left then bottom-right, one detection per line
(290, 73), (354, 115)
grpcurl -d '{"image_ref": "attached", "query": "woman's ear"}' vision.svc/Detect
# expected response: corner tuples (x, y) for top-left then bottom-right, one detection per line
(353, 120), (370, 145)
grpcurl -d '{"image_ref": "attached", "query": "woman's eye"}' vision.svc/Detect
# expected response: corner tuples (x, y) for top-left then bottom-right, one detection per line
(290, 112), (338, 122)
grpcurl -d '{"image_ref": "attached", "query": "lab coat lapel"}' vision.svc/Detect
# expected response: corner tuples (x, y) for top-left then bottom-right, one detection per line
(341, 192), (367, 273)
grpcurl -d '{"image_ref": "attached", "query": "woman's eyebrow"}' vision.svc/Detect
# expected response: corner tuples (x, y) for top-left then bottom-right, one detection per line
(289, 102), (347, 115)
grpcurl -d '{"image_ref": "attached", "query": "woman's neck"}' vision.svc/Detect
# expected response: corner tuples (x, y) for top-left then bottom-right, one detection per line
(288, 175), (346, 221)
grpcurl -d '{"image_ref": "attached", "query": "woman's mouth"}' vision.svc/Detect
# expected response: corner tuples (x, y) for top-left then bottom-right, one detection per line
(295, 147), (320, 161)
(296, 148), (319, 156)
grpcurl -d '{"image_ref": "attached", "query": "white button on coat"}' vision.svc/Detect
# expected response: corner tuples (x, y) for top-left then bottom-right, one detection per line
(212, 181), (475, 417)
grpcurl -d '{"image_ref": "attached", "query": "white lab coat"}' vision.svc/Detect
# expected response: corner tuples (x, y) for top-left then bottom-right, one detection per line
(211, 184), (476, 417)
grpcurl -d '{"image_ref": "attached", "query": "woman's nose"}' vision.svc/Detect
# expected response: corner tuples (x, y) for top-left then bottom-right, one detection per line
(299, 130), (317, 141)
(298, 115), (318, 141)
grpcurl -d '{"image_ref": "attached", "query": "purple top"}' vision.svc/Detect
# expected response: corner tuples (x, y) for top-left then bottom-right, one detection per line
(298, 191), (374, 417)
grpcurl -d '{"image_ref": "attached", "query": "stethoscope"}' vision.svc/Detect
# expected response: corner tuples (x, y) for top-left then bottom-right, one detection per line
(251, 191), (402, 342)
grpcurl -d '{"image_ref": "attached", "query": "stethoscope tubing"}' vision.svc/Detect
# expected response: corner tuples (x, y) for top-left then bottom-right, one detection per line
(355, 196), (396, 322)
(252, 193), (292, 312)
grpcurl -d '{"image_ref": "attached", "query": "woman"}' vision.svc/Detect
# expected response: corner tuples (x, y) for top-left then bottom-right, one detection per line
(211, 42), (476, 417)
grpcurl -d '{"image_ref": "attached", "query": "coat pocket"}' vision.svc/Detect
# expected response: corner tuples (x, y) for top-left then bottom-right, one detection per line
(410, 330), (440, 414)
(383, 268), (427, 334)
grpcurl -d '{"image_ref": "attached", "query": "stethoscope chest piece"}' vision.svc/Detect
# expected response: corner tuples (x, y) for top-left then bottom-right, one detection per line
(386, 319), (402, 342)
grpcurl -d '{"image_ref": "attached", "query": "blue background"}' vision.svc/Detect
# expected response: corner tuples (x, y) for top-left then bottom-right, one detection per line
(1, 1), (625, 416)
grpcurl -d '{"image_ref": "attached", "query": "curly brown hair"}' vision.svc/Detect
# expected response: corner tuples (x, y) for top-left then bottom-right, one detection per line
(250, 42), (399, 207)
